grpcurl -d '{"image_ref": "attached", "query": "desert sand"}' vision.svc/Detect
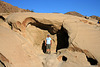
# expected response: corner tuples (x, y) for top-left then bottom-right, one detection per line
(0, 12), (100, 67)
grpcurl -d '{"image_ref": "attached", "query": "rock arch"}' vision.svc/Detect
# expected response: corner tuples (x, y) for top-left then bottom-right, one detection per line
(21, 17), (69, 51)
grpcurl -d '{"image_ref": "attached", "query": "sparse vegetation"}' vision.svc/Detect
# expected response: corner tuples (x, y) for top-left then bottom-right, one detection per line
(0, 1), (34, 13)
(30, 9), (34, 12)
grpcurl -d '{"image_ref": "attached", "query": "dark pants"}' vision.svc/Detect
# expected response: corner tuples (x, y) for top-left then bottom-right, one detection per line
(46, 44), (51, 54)
(46, 44), (51, 49)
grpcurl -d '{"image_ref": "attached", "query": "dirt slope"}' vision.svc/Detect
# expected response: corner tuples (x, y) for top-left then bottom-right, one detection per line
(0, 1), (32, 13)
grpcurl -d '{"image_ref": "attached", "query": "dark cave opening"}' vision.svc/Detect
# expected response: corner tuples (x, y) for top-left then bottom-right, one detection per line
(86, 56), (98, 65)
(62, 56), (67, 61)
(56, 26), (69, 52)
(0, 16), (5, 21)
(0, 60), (6, 67)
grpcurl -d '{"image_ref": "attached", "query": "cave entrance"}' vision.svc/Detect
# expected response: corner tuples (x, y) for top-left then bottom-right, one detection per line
(86, 56), (98, 65)
(56, 26), (69, 52)
(28, 20), (69, 53)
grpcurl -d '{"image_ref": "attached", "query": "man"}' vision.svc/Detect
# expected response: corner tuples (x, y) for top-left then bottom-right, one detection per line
(45, 34), (52, 54)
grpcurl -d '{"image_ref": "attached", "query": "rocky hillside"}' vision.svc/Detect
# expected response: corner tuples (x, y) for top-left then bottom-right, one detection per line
(65, 11), (85, 17)
(65, 11), (100, 20)
(90, 15), (100, 20)
(0, 1), (32, 13)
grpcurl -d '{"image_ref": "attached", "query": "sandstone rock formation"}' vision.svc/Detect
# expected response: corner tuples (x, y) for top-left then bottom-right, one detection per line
(0, 24), (43, 67)
(0, 12), (100, 67)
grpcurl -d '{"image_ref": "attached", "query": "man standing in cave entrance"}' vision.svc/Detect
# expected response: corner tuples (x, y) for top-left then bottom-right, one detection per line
(45, 34), (52, 54)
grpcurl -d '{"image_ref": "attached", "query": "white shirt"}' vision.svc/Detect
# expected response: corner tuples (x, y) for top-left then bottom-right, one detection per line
(46, 37), (51, 44)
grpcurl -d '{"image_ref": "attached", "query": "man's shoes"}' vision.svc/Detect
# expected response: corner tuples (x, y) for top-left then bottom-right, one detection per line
(47, 51), (51, 54)
(46, 51), (51, 54)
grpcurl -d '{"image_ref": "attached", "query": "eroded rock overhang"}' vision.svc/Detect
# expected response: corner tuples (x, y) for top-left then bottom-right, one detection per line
(6, 12), (100, 65)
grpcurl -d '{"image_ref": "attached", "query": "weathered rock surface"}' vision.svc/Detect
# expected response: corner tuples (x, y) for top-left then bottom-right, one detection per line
(0, 12), (100, 67)
(0, 25), (43, 67)
(43, 50), (89, 67)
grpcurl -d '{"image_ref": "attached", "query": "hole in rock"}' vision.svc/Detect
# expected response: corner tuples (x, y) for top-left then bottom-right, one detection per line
(28, 20), (69, 53)
(62, 56), (67, 61)
(0, 60), (6, 67)
(0, 16), (5, 21)
(8, 22), (13, 29)
(86, 56), (98, 65)
(56, 26), (69, 51)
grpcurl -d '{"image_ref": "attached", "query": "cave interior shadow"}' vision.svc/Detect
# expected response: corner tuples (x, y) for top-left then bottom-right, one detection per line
(42, 40), (46, 53)
(56, 26), (69, 52)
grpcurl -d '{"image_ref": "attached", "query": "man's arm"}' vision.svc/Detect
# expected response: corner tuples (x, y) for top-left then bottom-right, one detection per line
(50, 40), (52, 45)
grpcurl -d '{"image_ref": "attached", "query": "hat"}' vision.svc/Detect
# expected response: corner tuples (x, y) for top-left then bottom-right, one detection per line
(47, 34), (50, 36)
